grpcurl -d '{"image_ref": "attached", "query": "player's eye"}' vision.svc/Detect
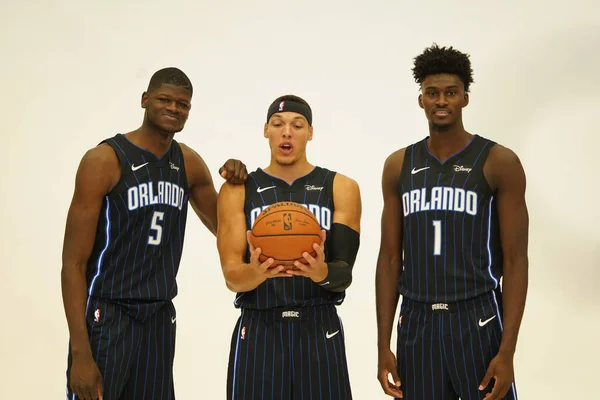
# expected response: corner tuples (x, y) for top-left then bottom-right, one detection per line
(177, 102), (189, 109)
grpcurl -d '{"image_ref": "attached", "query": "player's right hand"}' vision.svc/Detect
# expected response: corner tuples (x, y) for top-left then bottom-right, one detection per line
(246, 231), (289, 279)
(70, 353), (104, 400)
(377, 349), (403, 398)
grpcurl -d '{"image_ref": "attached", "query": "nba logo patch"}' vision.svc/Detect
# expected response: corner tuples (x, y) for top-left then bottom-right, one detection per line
(283, 213), (292, 230)
(278, 101), (285, 111)
(94, 309), (101, 323)
(241, 326), (246, 340)
(398, 315), (402, 327)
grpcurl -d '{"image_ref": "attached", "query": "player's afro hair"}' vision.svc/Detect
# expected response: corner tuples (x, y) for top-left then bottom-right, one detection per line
(412, 43), (474, 92)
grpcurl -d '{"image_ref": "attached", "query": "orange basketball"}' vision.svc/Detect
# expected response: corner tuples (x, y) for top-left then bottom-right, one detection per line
(250, 201), (322, 269)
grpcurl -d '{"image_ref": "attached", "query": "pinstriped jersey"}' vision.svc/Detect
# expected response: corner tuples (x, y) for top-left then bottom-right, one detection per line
(86, 133), (189, 320)
(398, 135), (502, 303)
(235, 167), (343, 310)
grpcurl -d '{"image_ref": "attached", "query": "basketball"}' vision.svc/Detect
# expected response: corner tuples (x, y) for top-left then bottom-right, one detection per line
(250, 201), (322, 269)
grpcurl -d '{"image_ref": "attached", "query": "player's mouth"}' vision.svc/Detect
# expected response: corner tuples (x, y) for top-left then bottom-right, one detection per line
(163, 114), (179, 122)
(279, 142), (294, 156)
(433, 108), (450, 117)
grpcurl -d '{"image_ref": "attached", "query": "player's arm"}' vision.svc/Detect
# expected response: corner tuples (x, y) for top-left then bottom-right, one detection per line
(376, 149), (405, 398)
(181, 143), (249, 237)
(217, 183), (287, 292)
(61, 143), (119, 399)
(479, 145), (529, 398)
(488, 145), (529, 355)
(286, 173), (361, 292)
(181, 144), (219, 236)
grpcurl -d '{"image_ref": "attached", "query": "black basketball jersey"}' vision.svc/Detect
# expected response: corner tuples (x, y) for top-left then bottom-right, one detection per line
(85, 133), (189, 320)
(234, 166), (344, 310)
(397, 134), (503, 303)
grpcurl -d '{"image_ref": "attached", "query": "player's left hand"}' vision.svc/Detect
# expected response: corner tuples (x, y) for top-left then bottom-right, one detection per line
(479, 351), (515, 399)
(219, 159), (248, 184)
(286, 230), (328, 282)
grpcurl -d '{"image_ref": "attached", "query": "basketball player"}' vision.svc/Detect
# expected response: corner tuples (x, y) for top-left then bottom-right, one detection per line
(376, 44), (529, 400)
(61, 67), (248, 400)
(217, 95), (362, 399)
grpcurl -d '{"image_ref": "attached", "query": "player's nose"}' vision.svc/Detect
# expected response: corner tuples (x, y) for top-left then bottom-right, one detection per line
(436, 94), (449, 107)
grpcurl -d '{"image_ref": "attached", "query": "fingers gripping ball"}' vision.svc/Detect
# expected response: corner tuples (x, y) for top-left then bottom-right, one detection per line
(250, 202), (321, 269)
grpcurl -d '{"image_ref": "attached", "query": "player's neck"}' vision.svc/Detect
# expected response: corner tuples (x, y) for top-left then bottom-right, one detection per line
(426, 123), (473, 163)
(264, 159), (314, 185)
(127, 127), (174, 158)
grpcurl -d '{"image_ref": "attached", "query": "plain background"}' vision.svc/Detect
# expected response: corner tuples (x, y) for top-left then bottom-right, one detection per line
(1, 0), (599, 398)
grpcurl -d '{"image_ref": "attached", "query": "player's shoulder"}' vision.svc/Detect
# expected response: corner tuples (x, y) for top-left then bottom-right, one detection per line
(332, 172), (360, 194)
(488, 142), (521, 164)
(81, 141), (120, 170)
(218, 181), (246, 198)
(385, 147), (408, 165)
(383, 147), (408, 178)
(176, 141), (201, 159)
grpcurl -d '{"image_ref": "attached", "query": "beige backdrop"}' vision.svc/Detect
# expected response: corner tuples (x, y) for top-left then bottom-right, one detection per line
(1, 0), (599, 398)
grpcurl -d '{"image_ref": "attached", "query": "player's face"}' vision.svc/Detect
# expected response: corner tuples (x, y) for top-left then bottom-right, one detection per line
(264, 112), (313, 166)
(419, 74), (468, 130)
(141, 84), (192, 134)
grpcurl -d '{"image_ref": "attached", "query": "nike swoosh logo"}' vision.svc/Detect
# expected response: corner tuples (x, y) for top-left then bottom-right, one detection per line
(411, 166), (430, 174)
(478, 315), (496, 327)
(171, 317), (176, 324)
(326, 330), (339, 339)
(131, 162), (149, 171)
(257, 186), (276, 193)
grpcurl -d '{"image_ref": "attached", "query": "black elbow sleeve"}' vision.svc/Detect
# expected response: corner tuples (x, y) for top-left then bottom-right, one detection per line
(317, 223), (360, 292)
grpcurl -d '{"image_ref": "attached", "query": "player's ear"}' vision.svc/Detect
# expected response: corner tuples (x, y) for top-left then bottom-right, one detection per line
(418, 94), (424, 109)
(264, 123), (269, 138)
(141, 92), (149, 109)
(463, 93), (469, 107)
(308, 126), (313, 141)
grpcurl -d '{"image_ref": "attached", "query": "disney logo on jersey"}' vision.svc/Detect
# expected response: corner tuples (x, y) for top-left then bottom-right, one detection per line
(169, 162), (180, 171)
(250, 203), (332, 230)
(453, 165), (472, 173)
(304, 185), (323, 191)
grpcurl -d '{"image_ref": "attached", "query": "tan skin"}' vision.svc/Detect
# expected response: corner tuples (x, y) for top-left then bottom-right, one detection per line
(217, 111), (361, 293)
(376, 74), (528, 399)
(61, 83), (247, 400)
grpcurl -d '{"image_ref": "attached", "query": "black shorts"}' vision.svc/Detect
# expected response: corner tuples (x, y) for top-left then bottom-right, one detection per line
(396, 289), (518, 400)
(227, 304), (352, 400)
(66, 297), (177, 400)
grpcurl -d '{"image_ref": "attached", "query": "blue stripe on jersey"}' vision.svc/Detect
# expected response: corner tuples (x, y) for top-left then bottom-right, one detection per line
(231, 310), (244, 400)
(486, 197), (499, 288)
(88, 197), (111, 299)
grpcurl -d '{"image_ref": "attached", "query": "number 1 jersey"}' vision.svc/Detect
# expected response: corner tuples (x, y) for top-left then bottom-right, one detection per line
(397, 135), (503, 303)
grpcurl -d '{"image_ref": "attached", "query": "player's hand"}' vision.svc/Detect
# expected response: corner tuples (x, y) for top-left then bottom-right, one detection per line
(219, 159), (248, 184)
(246, 231), (289, 279)
(479, 351), (514, 399)
(377, 348), (403, 398)
(286, 230), (328, 282)
(70, 353), (104, 400)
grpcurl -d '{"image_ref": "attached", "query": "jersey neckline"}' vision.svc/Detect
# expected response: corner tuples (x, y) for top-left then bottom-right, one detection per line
(422, 134), (479, 166)
(256, 167), (320, 188)
(119, 133), (173, 161)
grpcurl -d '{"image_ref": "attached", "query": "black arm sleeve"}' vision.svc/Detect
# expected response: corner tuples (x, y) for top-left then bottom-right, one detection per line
(316, 222), (360, 292)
